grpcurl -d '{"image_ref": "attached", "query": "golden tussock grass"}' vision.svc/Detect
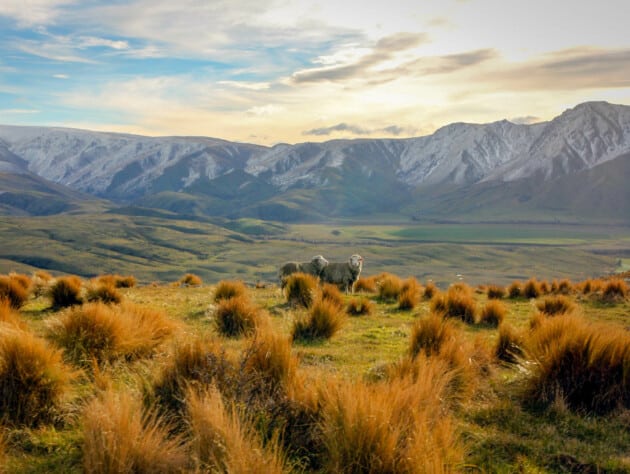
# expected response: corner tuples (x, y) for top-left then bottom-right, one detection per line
(214, 294), (263, 338)
(47, 275), (83, 309)
(179, 272), (203, 287)
(524, 314), (630, 413)
(0, 275), (29, 309)
(536, 295), (576, 316)
(507, 281), (522, 299)
(0, 299), (27, 329)
(213, 279), (248, 302)
(353, 275), (378, 293)
(0, 325), (76, 426)
(601, 278), (628, 301)
(479, 299), (507, 327)
(397, 277), (421, 310)
(48, 301), (178, 367)
(321, 283), (345, 309)
(85, 282), (123, 304)
(431, 284), (477, 324)
(8, 273), (31, 292)
(82, 389), (188, 473)
(551, 278), (574, 295)
(495, 323), (525, 364)
(486, 284), (505, 299)
(284, 272), (320, 308)
(523, 278), (542, 299)
(292, 298), (346, 342)
(320, 364), (463, 473)
(93, 274), (137, 288)
(377, 273), (403, 301)
(187, 387), (287, 474)
(409, 313), (458, 358)
(346, 296), (375, 316)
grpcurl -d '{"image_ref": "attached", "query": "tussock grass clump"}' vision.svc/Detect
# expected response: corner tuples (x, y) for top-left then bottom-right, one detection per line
(94, 274), (137, 288)
(83, 390), (188, 474)
(284, 272), (319, 308)
(552, 278), (573, 294)
(601, 278), (628, 301)
(487, 284), (505, 299)
(178, 272), (202, 287)
(422, 280), (438, 300)
(377, 273), (403, 301)
(187, 388), (286, 474)
(242, 324), (298, 390)
(353, 275), (377, 293)
(0, 275), (29, 309)
(320, 370), (463, 473)
(479, 299), (507, 327)
(523, 278), (542, 299)
(0, 299), (27, 329)
(292, 298), (346, 342)
(85, 282), (123, 304)
(214, 295), (262, 338)
(507, 280), (522, 299)
(524, 314), (630, 414)
(48, 275), (83, 308)
(397, 277), (421, 310)
(346, 296), (375, 316)
(48, 301), (178, 366)
(409, 314), (458, 358)
(213, 279), (248, 302)
(431, 285), (477, 324)
(536, 295), (576, 316)
(0, 326), (75, 426)
(495, 323), (525, 364)
(8, 272), (31, 291)
(321, 283), (344, 309)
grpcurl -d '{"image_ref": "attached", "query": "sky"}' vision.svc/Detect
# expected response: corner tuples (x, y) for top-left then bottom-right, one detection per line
(1, 0), (629, 145)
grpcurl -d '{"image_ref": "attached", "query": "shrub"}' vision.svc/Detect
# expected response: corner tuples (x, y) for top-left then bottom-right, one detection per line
(292, 298), (346, 342)
(321, 283), (344, 309)
(536, 295), (576, 316)
(0, 326), (75, 426)
(479, 300), (507, 327)
(83, 390), (188, 473)
(214, 295), (262, 338)
(431, 285), (477, 324)
(486, 284), (505, 299)
(409, 314), (458, 358)
(48, 275), (83, 308)
(214, 280), (247, 302)
(602, 278), (628, 301)
(524, 314), (630, 414)
(495, 323), (525, 364)
(0, 275), (29, 309)
(48, 301), (178, 367)
(242, 324), (298, 390)
(187, 387), (286, 474)
(377, 273), (403, 301)
(523, 278), (541, 299)
(353, 275), (377, 293)
(85, 283), (122, 304)
(422, 280), (438, 300)
(346, 296), (375, 316)
(179, 273), (202, 287)
(284, 273), (319, 308)
(507, 281), (522, 299)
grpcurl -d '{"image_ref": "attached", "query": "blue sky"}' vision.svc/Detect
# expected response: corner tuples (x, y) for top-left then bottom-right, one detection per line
(1, 0), (629, 144)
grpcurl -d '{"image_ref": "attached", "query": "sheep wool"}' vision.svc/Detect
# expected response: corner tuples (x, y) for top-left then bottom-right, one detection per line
(278, 255), (329, 288)
(320, 254), (363, 294)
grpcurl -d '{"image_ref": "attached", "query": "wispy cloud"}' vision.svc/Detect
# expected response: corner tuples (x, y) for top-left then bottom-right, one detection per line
(303, 122), (417, 137)
(510, 115), (541, 125)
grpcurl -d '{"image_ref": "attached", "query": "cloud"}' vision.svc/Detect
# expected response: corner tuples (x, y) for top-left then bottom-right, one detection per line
(303, 122), (417, 137)
(0, 0), (73, 27)
(53, 74), (69, 79)
(247, 104), (284, 116)
(77, 36), (129, 50)
(509, 115), (541, 125)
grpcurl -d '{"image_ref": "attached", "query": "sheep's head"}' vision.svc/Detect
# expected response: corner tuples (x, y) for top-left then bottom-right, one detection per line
(349, 254), (363, 270)
(312, 255), (329, 271)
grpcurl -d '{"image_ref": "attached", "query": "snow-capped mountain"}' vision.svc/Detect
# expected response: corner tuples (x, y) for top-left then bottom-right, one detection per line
(0, 101), (629, 222)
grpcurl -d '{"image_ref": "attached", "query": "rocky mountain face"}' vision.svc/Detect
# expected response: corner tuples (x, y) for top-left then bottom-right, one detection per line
(0, 101), (628, 222)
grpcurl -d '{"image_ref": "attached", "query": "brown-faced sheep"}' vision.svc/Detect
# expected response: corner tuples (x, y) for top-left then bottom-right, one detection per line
(320, 254), (363, 294)
(278, 255), (329, 288)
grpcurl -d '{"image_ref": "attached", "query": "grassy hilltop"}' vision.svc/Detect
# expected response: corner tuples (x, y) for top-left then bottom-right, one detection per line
(0, 270), (629, 472)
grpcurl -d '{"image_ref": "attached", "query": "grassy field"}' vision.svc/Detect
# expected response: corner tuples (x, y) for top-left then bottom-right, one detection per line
(0, 213), (628, 288)
(1, 271), (629, 472)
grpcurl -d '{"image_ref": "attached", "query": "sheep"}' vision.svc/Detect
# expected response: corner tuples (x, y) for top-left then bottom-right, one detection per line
(320, 254), (363, 294)
(278, 255), (329, 288)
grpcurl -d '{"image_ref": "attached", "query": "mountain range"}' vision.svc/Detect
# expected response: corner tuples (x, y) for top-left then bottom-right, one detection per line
(1, 100), (629, 223)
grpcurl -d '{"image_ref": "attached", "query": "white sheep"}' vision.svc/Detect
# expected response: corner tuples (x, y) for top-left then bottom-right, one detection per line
(278, 255), (329, 288)
(320, 254), (363, 294)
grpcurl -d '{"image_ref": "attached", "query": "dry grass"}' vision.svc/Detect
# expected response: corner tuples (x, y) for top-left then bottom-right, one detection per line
(85, 282), (123, 304)
(552, 278), (573, 295)
(601, 278), (628, 301)
(0, 325), (76, 426)
(536, 295), (576, 316)
(94, 274), (137, 288)
(292, 298), (347, 342)
(423, 281), (438, 300)
(486, 284), (505, 299)
(179, 272), (203, 287)
(524, 314), (630, 414)
(321, 283), (345, 309)
(187, 387), (286, 474)
(0, 299), (27, 329)
(213, 279), (248, 302)
(523, 278), (542, 299)
(409, 314), (459, 358)
(8, 273), (31, 292)
(83, 389), (188, 473)
(495, 323), (525, 364)
(507, 281), (522, 299)
(214, 295), (263, 338)
(397, 277), (421, 310)
(479, 299), (507, 327)
(377, 273), (403, 302)
(353, 275), (378, 293)
(0, 275), (29, 309)
(284, 273), (320, 308)
(48, 275), (83, 309)
(346, 296), (375, 316)
(430, 285), (477, 324)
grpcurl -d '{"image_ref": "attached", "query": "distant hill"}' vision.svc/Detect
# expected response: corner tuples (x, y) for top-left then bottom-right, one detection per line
(1, 101), (629, 223)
